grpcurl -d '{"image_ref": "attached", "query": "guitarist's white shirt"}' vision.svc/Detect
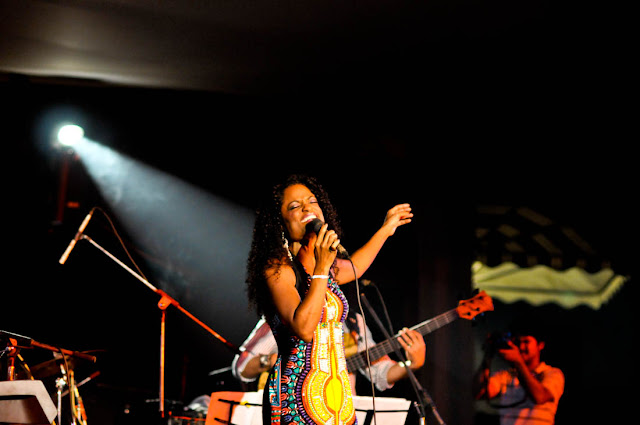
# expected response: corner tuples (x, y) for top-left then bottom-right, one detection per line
(347, 313), (396, 392)
(232, 315), (397, 394)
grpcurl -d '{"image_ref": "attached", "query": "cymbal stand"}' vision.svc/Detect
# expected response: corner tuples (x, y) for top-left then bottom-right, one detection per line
(46, 353), (83, 425)
(56, 373), (67, 425)
(78, 234), (239, 419)
(2, 340), (18, 381)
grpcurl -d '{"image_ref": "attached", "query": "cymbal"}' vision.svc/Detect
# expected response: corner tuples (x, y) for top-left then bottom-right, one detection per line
(29, 356), (76, 379)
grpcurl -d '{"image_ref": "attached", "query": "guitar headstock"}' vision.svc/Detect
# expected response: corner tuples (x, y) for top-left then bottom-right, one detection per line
(456, 291), (494, 320)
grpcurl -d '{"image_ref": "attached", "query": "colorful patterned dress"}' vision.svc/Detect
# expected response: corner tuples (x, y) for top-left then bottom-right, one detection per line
(264, 261), (356, 425)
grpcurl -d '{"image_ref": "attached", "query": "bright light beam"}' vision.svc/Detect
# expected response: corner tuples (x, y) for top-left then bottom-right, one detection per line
(70, 137), (256, 349)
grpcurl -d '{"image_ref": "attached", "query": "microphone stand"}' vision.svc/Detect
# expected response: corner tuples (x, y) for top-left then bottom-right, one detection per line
(359, 293), (446, 425)
(78, 234), (240, 419)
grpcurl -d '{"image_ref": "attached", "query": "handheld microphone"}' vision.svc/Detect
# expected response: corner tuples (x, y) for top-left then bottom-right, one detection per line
(59, 210), (94, 265)
(306, 218), (349, 257)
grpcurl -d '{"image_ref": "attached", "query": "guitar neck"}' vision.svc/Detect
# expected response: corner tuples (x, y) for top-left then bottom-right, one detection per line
(346, 308), (459, 373)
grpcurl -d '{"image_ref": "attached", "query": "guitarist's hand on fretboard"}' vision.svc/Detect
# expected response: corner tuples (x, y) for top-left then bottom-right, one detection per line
(385, 327), (427, 385)
(397, 327), (426, 370)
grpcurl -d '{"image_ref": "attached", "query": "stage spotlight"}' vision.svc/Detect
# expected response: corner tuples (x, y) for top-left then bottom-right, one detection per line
(57, 124), (85, 146)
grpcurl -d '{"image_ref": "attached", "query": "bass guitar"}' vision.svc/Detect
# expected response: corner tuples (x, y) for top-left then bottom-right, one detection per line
(346, 291), (493, 373)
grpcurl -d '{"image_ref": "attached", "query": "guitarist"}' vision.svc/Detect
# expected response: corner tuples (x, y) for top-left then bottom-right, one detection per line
(232, 283), (426, 395)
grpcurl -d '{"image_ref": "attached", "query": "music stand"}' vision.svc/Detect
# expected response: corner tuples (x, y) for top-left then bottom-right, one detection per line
(205, 390), (263, 425)
(0, 380), (57, 424)
(353, 395), (411, 425)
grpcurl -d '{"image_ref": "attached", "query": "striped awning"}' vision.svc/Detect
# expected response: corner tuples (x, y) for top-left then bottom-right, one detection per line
(472, 205), (629, 309)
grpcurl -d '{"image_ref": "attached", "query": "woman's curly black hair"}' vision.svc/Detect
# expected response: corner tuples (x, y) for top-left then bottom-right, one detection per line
(246, 174), (343, 317)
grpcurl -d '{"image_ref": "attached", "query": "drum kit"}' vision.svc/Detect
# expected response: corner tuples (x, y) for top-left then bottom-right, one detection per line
(1, 330), (211, 425)
(0, 329), (98, 425)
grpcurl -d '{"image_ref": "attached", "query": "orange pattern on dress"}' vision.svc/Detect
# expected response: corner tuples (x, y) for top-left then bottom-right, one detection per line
(301, 289), (356, 424)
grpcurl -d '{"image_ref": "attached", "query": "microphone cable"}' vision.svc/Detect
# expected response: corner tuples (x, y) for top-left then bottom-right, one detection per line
(87, 206), (149, 283)
(349, 257), (378, 425)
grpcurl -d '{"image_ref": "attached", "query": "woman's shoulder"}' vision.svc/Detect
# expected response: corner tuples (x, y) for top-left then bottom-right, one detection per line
(264, 259), (297, 283)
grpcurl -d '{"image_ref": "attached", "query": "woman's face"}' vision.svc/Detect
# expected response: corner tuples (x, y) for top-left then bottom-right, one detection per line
(280, 184), (324, 242)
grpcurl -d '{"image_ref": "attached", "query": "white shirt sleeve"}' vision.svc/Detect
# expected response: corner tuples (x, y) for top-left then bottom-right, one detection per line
(231, 316), (277, 383)
(351, 314), (396, 392)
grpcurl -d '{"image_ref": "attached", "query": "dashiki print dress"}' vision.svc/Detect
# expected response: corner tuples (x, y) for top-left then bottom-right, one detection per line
(264, 261), (356, 425)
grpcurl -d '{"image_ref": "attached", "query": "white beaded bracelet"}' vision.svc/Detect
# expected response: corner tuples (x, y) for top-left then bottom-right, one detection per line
(398, 360), (412, 368)
(311, 275), (329, 280)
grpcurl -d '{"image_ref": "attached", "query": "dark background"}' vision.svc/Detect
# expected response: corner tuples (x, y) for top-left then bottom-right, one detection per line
(1, 1), (634, 424)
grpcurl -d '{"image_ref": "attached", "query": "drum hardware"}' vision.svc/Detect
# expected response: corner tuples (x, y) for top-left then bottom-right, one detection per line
(0, 330), (97, 365)
(1, 340), (19, 381)
(55, 373), (67, 425)
(51, 362), (90, 425)
(30, 356), (77, 379)
(1, 330), (97, 425)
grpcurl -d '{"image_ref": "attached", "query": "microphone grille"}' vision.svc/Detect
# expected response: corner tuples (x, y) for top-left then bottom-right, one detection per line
(306, 218), (324, 234)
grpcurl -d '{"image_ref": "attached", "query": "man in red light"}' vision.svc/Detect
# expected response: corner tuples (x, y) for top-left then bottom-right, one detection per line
(473, 331), (565, 425)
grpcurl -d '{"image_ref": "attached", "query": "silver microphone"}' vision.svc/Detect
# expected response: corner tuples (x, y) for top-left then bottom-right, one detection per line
(305, 218), (350, 257)
(59, 210), (94, 264)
